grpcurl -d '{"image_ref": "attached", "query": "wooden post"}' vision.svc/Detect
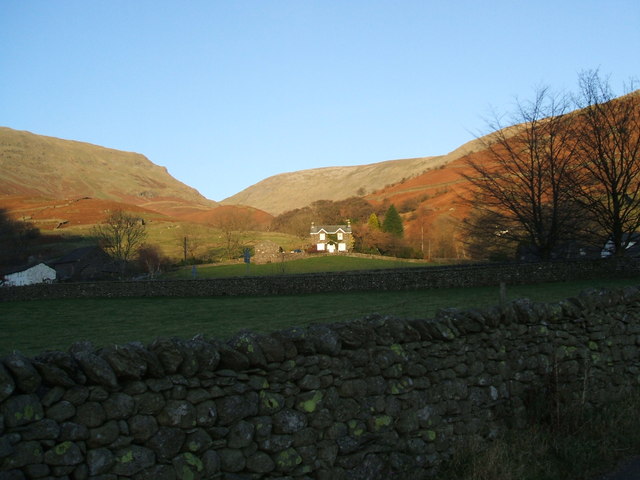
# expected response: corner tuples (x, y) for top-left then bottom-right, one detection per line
(499, 282), (507, 307)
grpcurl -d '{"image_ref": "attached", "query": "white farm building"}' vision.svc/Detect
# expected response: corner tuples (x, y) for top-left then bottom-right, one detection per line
(1, 263), (57, 287)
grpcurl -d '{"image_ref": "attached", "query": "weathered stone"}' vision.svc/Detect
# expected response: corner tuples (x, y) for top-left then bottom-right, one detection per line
(229, 332), (268, 368)
(2, 393), (43, 427)
(246, 451), (276, 473)
(176, 341), (200, 377)
(338, 379), (366, 398)
(73, 401), (106, 428)
(185, 388), (211, 404)
(216, 343), (250, 371)
(44, 441), (83, 466)
(135, 391), (166, 414)
(40, 386), (64, 406)
(187, 337), (221, 372)
(227, 420), (255, 448)
(201, 449), (221, 477)
(296, 390), (323, 413)
(256, 335), (286, 363)
(3, 353), (41, 393)
(1, 440), (43, 469)
(293, 427), (318, 447)
(347, 453), (386, 480)
(87, 448), (115, 475)
(36, 350), (85, 384)
(309, 325), (342, 355)
(101, 344), (147, 380)
(133, 464), (177, 480)
(273, 408), (307, 434)
(0, 469), (26, 480)
(172, 452), (204, 480)
(148, 426), (186, 462)
(149, 338), (184, 374)
(112, 445), (156, 476)
(88, 419), (120, 447)
(274, 447), (302, 472)
(218, 448), (246, 472)
(157, 399), (197, 428)
(73, 352), (118, 389)
(298, 374), (321, 391)
(72, 460), (89, 480)
(184, 428), (213, 454)
(89, 385), (110, 402)
(63, 385), (90, 405)
(0, 434), (13, 458)
(259, 390), (285, 415)
(259, 434), (294, 453)
(129, 414), (159, 442)
(129, 342), (166, 378)
(216, 392), (259, 425)
(23, 463), (50, 478)
(18, 418), (60, 440)
(103, 392), (135, 420)
(59, 421), (89, 441)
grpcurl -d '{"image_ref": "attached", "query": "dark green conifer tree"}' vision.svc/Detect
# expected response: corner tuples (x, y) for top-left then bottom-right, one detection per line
(382, 204), (403, 237)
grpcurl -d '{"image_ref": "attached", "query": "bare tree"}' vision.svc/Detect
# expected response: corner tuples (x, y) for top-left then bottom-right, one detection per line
(212, 208), (256, 260)
(93, 210), (147, 264)
(138, 244), (164, 278)
(462, 87), (580, 260)
(571, 71), (640, 256)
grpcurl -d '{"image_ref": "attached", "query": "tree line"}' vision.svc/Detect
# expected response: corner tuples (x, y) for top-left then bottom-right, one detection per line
(463, 70), (640, 260)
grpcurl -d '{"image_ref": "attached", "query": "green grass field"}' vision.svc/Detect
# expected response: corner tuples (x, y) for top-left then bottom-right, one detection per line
(2, 277), (638, 357)
(164, 255), (428, 279)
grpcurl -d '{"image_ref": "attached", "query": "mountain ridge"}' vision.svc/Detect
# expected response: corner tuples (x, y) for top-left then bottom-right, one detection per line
(221, 135), (488, 215)
(0, 127), (217, 218)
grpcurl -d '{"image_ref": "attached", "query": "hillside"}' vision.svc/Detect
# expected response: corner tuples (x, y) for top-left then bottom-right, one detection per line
(221, 136), (488, 215)
(0, 127), (217, 219)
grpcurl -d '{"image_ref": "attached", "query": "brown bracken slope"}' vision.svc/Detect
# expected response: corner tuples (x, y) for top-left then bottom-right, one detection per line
(0, 127), (274, 229)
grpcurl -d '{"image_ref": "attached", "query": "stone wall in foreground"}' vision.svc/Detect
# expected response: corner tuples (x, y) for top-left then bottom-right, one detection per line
(2, 286), (640, 479)
(1, 258), (637, 301)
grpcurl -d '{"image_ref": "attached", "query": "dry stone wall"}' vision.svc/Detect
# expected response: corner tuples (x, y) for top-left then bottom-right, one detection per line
(2, 286), (640, 479)
(1, 258), (637, 301)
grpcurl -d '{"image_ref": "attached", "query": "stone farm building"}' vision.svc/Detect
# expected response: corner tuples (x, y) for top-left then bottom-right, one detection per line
(310, 221), (353, 253)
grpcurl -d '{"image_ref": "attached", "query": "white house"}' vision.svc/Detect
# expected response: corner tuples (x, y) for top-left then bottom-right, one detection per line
(1, 263), (57, 287)
(310, 221), (352, 253)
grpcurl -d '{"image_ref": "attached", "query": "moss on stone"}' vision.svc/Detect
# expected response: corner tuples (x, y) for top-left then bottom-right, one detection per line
(299, 391), (323, 413)
(54, 441), (72, 456)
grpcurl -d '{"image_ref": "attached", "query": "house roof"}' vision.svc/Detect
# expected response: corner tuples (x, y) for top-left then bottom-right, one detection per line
(1, 262), (55, 276)
(310, 223), (352, 234)
(51, 246), (107, 264)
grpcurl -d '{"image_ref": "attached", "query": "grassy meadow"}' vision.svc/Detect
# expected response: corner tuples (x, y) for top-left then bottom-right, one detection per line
(165, 255), (428, 278)
(2, 276), (638, 357)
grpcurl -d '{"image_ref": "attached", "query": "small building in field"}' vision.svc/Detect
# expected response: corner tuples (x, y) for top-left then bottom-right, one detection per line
(0, 263), (56, 287)
(310, 221), (353, 253)
(51, 246), (119, 281)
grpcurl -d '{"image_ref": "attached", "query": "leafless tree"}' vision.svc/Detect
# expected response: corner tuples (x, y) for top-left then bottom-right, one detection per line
(462, 87), (580, 260)
(93, 210), (147, 264)
(212, 208), (256, 260)
(570, 71), (640, 256)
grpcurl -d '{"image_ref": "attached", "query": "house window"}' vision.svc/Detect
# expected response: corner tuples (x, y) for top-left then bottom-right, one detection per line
(337, 232), (343, 240)
(319, 233), (326, 241)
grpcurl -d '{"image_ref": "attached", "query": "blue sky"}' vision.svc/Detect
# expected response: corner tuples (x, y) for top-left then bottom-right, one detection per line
(1, 1), (638, 202)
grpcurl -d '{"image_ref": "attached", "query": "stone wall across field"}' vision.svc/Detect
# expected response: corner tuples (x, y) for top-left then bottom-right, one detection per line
(2, 286), (640, 479)
(1, 258), (638, 301)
